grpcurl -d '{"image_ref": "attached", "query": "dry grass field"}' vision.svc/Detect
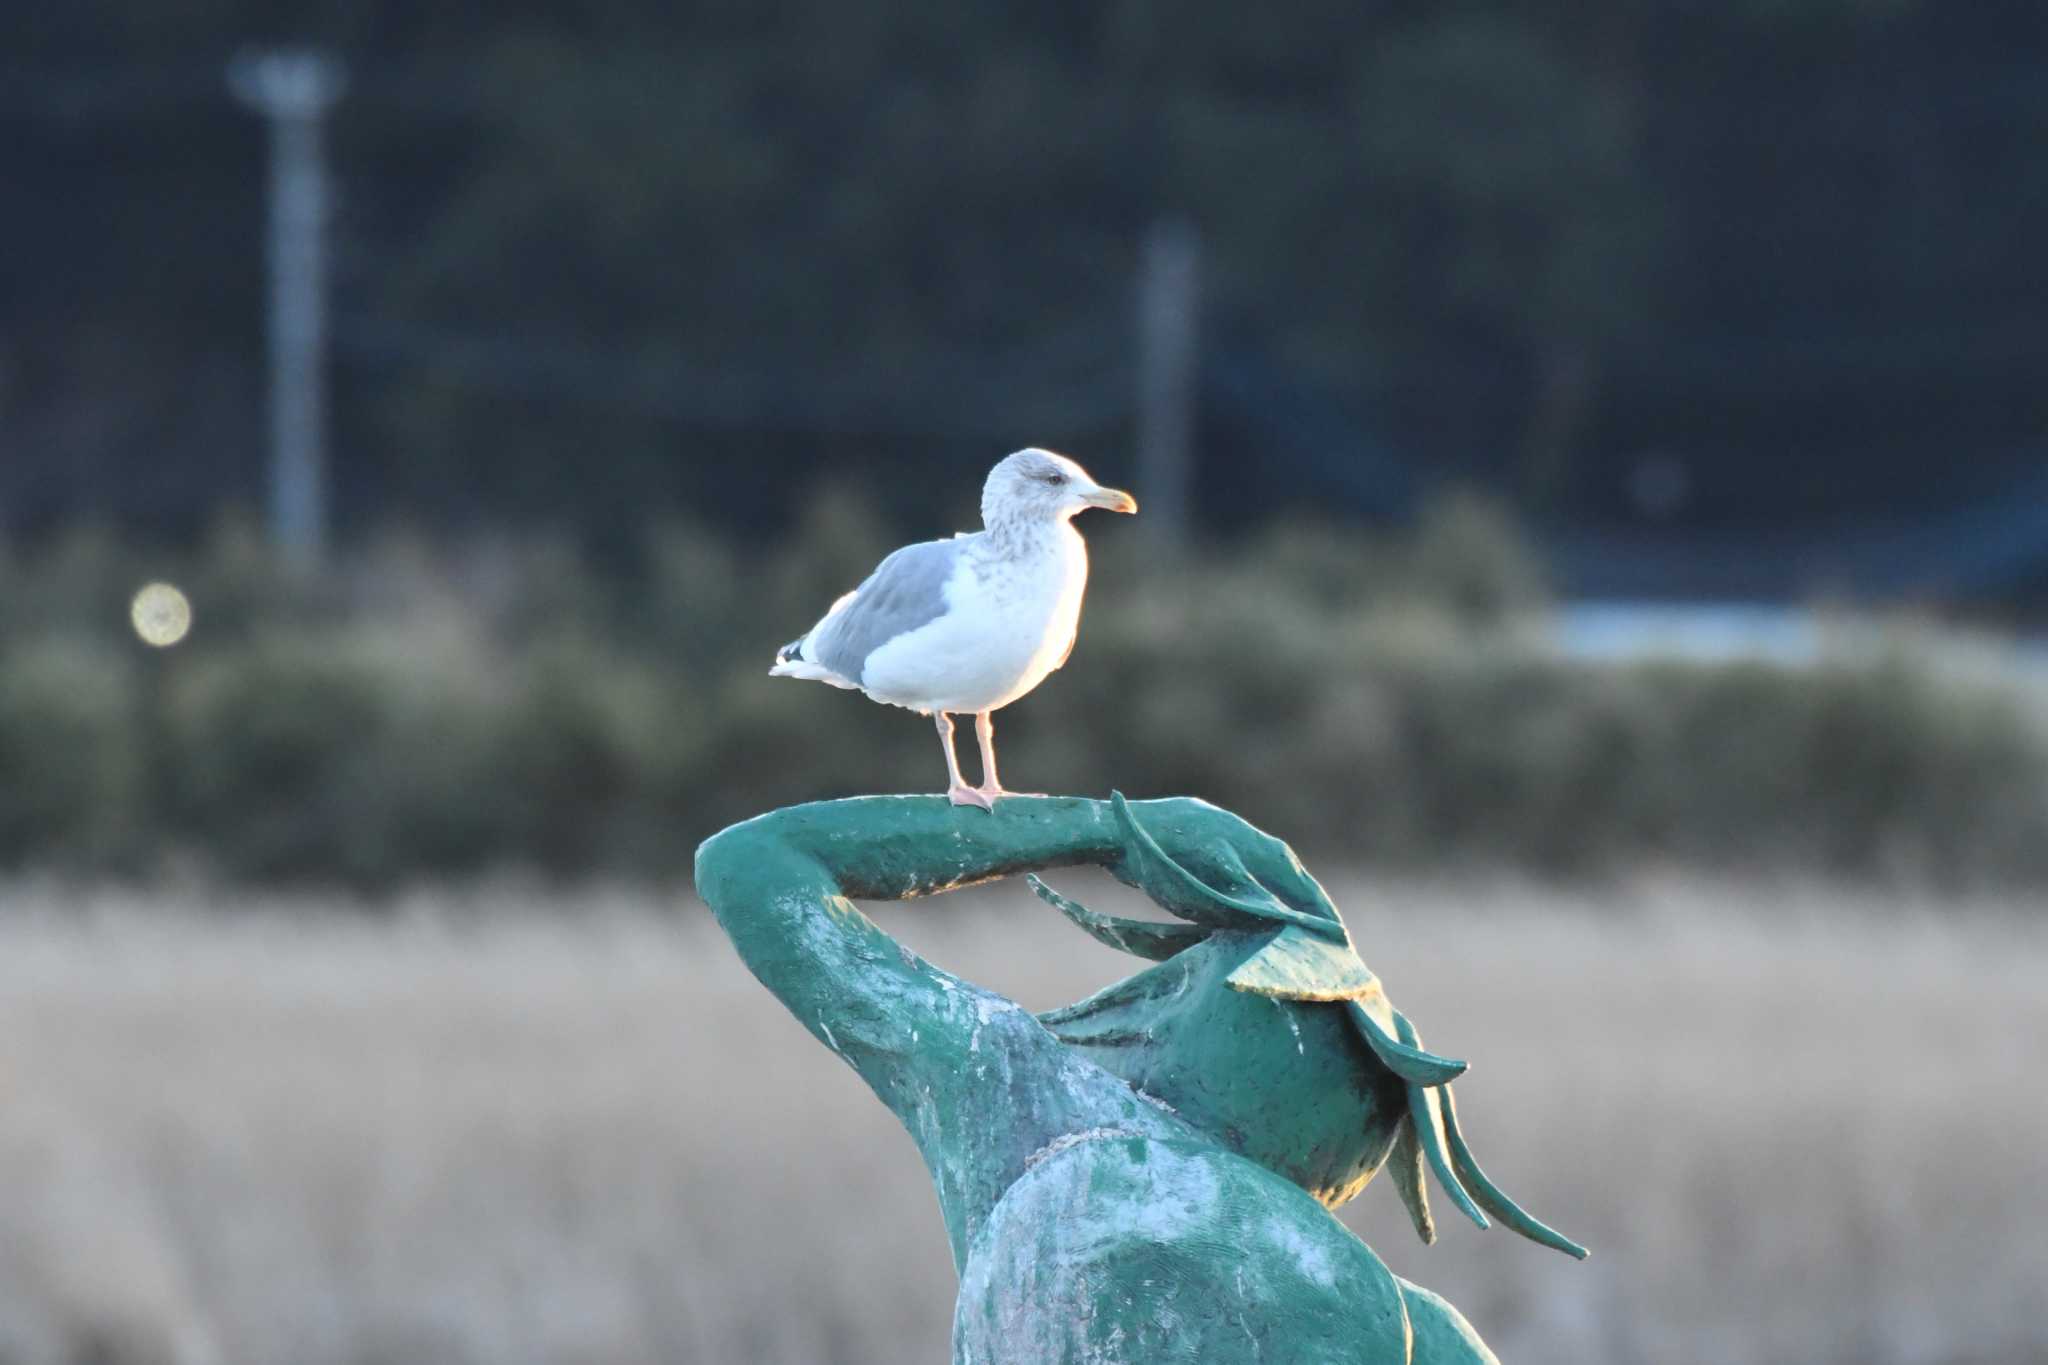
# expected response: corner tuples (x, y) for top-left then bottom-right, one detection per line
(0, 872), (2040, 1365)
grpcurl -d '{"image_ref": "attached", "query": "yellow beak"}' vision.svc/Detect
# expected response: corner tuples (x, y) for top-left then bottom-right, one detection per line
(1084, 486), (1139, 514)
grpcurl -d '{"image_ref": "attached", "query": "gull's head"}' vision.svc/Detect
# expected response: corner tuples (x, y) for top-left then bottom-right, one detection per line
(982, 448), (1138, 529)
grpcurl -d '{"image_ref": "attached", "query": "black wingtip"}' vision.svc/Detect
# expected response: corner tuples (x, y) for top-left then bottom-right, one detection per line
(776, 637), (805, 665)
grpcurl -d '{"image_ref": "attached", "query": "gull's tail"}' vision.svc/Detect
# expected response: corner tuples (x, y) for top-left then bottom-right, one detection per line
(770, 635), (859, 689)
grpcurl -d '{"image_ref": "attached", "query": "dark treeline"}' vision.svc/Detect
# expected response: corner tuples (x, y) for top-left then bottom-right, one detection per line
(6, 3), (2045, 548)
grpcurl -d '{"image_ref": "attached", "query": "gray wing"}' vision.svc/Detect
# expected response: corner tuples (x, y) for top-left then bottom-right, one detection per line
(807, 538), (963, 683)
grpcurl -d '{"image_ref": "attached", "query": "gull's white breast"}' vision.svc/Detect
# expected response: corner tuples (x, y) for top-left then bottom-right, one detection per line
(859, 527), (1088, 714)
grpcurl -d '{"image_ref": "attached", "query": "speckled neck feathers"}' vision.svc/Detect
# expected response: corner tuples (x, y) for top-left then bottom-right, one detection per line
(978, 507), (1075, 561)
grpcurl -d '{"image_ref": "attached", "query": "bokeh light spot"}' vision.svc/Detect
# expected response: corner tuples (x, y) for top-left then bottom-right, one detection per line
(131, 582), (194, 648)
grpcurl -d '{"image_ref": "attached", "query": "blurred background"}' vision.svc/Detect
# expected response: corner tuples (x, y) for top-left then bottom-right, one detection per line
(2, 5), (2045, 1364)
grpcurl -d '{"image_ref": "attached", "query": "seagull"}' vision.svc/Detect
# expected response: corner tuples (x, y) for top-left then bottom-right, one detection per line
(772, 448), (1137, 809)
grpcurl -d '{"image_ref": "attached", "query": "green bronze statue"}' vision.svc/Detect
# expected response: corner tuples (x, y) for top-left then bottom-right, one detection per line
(695, 793), (1585, 1363)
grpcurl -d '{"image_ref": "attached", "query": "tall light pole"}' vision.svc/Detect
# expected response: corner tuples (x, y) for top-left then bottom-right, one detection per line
(1135, 216), (1201, 551)
(230, 49), (344, 572)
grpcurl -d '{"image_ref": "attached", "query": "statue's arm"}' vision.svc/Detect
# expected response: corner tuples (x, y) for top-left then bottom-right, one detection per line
(691, 796), (1127, 1090)
(691, 792), (1341, 1067)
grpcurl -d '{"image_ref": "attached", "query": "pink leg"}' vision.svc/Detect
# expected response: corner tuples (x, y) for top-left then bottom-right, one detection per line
(936, 712), (993, 810)
(973, 711), (1041, 803)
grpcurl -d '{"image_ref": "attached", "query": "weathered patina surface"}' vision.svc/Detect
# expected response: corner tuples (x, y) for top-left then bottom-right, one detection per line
(694, 794), (1583, 1363)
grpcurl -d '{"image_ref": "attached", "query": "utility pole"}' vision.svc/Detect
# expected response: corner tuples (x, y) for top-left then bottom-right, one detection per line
(1135, 216), (1201, 550)
(230, 49), (344, 572)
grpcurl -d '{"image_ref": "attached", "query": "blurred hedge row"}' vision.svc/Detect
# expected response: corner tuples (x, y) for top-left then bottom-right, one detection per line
(4, 499), (2047, 889)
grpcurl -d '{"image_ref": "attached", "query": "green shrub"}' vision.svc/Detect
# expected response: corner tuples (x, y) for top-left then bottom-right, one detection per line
(1396, 491), (1552, 621)
(0, 637), (145, 867)
(4, 492), (2048, 890)
(491, 632), (706, 876)
(162, 631), (473, 884)
(153, 623), (712, 886)
(1022, 560), (2048, 882)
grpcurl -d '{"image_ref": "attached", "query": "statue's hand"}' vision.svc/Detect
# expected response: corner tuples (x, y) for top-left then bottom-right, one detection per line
(1104, 793), (1348, 942)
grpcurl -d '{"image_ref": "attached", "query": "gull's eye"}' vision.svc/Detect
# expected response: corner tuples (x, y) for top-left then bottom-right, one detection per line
(1042, 472), (1067, 486)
